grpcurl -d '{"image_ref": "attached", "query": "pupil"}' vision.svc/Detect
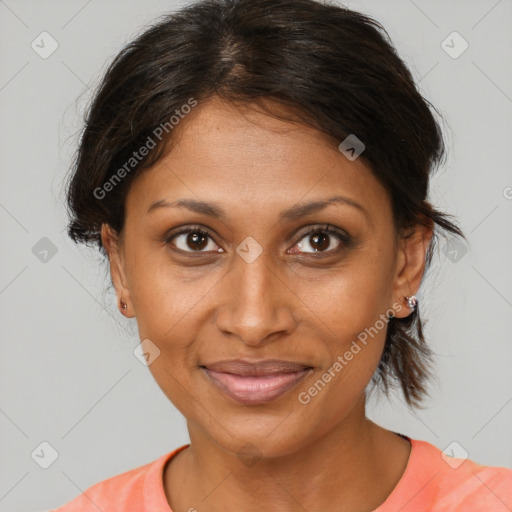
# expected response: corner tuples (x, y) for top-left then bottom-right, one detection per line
(188, 232), (207, 250)
(311, 233), (329, 251)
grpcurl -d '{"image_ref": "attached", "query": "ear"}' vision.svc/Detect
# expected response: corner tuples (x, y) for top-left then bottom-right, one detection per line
(391, 220), (434, 319)
(101, 224), (134, 318)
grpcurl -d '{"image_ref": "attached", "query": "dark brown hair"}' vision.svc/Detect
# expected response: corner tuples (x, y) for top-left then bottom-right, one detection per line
(65, 0), (465, 408)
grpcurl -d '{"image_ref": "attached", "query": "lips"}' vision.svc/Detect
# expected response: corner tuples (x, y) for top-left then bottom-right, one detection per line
(200, 359), (313, 405)
(203, 359), (312, 376)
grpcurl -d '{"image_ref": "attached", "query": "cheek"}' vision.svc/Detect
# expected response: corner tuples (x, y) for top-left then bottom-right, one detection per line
(290, 251), (395, 402)
(124, 240), (215, 341)
(294, 269), (392, 422)
(295, 254), (394, 340)
(124, 248), (221, 413)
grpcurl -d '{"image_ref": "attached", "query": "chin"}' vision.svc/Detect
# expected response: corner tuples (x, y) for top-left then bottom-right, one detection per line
(200, 417), (317, 462)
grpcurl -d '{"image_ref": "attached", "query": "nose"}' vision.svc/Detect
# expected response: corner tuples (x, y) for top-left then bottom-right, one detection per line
(214, 250), (297, 347)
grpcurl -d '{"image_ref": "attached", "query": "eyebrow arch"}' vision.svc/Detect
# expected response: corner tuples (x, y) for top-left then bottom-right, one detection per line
(146, 195), (369, 222)
(147, 198), (226, 219)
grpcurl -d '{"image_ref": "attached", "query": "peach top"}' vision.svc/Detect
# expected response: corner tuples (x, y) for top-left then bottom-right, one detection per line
(51, 436), (512, 511)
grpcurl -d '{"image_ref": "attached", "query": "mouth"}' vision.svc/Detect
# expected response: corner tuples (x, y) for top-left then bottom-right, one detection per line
(200, 359), (314, 405)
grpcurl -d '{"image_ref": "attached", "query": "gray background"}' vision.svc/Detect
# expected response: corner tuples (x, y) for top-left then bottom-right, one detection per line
(1, 0), (511, 511)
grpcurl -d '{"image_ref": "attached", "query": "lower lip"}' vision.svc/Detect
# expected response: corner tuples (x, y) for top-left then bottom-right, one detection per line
(201, 367), (313, 405)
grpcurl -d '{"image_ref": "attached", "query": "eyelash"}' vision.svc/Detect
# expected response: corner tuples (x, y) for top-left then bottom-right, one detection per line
(165, 223), (350, 256)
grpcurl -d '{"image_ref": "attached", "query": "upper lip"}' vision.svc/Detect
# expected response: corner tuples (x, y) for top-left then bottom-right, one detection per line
(201, 359), (313, 376)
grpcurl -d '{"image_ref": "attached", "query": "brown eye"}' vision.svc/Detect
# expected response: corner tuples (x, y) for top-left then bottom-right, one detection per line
(291, 225), (349, 255)
(167, 228), (222, 253)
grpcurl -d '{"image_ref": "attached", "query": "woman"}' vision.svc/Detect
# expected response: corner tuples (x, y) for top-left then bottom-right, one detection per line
(54, 0), (512, 510)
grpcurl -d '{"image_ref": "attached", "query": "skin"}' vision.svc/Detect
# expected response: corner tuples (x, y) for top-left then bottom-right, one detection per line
(101, 95), (433, 512)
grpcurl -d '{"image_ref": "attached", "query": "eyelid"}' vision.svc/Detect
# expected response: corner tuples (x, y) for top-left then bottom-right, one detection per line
(294, 223), (348, 240)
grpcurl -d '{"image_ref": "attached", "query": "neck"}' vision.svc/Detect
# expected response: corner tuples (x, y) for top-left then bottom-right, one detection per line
(164, 397), (411, 512)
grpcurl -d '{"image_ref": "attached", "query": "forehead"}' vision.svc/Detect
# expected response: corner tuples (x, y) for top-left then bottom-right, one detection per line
(125, 96), (390, 222)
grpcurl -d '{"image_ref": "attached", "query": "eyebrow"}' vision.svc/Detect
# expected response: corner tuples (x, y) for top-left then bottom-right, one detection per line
(146, 195), (369, 222)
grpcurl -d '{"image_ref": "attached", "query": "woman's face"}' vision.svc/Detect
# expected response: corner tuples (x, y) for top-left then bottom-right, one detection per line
(103, 96), (429, 457)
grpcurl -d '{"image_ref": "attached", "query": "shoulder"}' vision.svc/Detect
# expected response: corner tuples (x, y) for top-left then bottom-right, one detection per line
(409, 438), (512, 511)
(50, 444), (190, 512)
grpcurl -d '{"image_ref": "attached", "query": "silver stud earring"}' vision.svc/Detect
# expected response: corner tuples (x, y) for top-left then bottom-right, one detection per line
(405, 295), (417, 309)
(120, 300), (127, 310)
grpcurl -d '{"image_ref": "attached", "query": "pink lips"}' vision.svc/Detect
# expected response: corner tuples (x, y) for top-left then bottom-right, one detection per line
(201, 359), (313, 405)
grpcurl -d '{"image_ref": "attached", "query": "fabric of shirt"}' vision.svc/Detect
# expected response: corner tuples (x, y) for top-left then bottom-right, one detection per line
(51, 436), (512, 511)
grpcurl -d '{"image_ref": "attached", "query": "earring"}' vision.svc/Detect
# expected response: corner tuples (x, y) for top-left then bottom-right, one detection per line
(405, 295), (417, 309)
(120, 300), (128, 310)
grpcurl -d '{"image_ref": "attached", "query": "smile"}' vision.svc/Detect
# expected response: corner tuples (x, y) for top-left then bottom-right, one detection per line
(201, 367), (313, 405)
